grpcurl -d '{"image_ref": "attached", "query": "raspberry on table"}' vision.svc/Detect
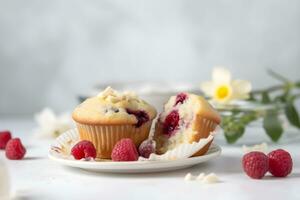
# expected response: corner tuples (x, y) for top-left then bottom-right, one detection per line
(5, 138), (26, 160)
(242, 151), (269, 179)
(138, 139), (156, 158)
(71, 140), (97, 160)
(268, 149), (293, 177)
(0, 130), (12, 149)
(111, 138), (138, 161)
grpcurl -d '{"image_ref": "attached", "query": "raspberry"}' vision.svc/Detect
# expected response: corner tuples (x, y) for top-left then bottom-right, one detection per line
(5, 138), (26, 160)
(242, 151), (269, 179)
(71, 140), (97, 160)
(126, 109), (149, 128)
(163, 110), (180, 136)
(175, 93), (188, 106)
(138, 139), (156, 158)
(0, 130), (12, 149)
(268, 149), (293, 177)
(111, 138), (138, 161)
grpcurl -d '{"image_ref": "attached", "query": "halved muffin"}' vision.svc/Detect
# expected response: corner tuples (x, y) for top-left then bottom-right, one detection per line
(153, 92), (221, 156)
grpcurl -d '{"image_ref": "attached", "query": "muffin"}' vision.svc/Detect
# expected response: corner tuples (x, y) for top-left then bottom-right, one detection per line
(72, 87), (157, 159)
(153, 92), (221, 156)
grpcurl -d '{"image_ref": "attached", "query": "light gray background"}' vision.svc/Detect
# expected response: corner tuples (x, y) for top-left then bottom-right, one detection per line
(0, 0), (299, 116)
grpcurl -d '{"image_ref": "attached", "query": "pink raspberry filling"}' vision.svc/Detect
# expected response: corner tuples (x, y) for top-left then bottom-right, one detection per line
(163, 110), (180, 136)
(126, 109), (149, 128)
(174, 93), (188, 106)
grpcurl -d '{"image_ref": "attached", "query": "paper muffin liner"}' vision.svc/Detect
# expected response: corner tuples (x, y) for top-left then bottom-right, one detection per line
(197, 117), (218, 137)
(50, 128), (79, 158)
(139, 133), (215, 161)
(192, 117), (218, 156)
(75, 121), (152, 159)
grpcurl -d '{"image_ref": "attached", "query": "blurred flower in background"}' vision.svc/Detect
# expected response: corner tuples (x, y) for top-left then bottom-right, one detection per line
(200, 67), (252, 104)
(33, 108), (74, 138)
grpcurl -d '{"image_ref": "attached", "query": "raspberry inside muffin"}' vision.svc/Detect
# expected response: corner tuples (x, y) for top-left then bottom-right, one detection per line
(163, 110), (180, 136)
(126, 109), (149, 128)
(154, 92), (221, 155)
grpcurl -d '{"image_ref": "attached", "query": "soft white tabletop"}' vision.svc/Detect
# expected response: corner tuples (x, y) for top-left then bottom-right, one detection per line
(0, 118), (299, 200)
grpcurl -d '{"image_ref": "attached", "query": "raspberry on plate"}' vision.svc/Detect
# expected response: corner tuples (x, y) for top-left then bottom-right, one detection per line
(0, 130), (12, 149)
(71, 140), (97, 160)
(242, 151), (269, 179)
(5, 138), (26, 160)
(111, 138), (138, 161)
(138, 139), (156, 158)
(268, 149), (293, 177)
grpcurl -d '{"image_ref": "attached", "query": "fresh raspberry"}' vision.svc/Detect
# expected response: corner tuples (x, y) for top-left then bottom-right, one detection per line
(126, 109), (149, 128)
(71, 140), (97, 160)
(138, 139), (156, 158)
(0, 130), (12, 149)
(5, 138), (26, 160)
(174, 93), (188, 106)
(268, 149), (293, 177)
(242, 151), (269, 179)
(163, 110), (180, 136)
(111, 138), (138, 161)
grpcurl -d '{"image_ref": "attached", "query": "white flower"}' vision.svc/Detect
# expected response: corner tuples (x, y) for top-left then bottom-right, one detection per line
(33, 108), (74, 138)
(200, 67), (252, 104)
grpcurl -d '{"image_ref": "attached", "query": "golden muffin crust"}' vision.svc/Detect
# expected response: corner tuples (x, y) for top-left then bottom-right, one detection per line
(72, 87), (157, 125)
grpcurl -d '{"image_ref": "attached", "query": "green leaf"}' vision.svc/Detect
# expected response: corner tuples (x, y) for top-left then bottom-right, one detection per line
(222, 119), (245, 144)
(248, 93), (257, 101)
(285, 102), (300, 128)
(263, 111), (283, 142)
(224, 125), (245, 144)
(296, 81), (300, 88)
(261, 92), (271, 104)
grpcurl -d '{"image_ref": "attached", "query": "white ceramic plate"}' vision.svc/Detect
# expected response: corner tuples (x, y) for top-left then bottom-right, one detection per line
(48, 129), (222, 173)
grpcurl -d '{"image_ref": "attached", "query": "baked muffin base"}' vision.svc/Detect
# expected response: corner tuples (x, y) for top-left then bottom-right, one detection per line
(76, 121), (152, 159)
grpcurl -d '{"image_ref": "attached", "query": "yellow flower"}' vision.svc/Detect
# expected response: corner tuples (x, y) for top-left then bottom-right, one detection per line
(200, 67), (252, 104)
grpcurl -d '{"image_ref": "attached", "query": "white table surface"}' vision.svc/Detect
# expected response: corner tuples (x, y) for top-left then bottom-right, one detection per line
(0, 118), (299, 200)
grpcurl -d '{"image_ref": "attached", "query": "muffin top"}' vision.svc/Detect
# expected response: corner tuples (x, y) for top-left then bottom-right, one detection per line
(72, 87), (157, 126)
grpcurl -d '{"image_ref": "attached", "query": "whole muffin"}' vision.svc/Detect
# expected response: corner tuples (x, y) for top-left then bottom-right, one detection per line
(72, 87), (157, 159)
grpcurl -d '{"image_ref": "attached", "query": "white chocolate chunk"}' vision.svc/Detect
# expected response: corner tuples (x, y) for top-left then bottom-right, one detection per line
(184, 173), (195, 181)
(201, 173), (220, 184)
(196, 173), (205, 180)
(97, 86), (139, 103)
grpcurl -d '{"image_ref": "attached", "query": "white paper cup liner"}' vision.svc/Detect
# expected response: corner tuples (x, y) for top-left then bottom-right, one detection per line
(50, 128), (79, 158)
(138, 133), (215, 161)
